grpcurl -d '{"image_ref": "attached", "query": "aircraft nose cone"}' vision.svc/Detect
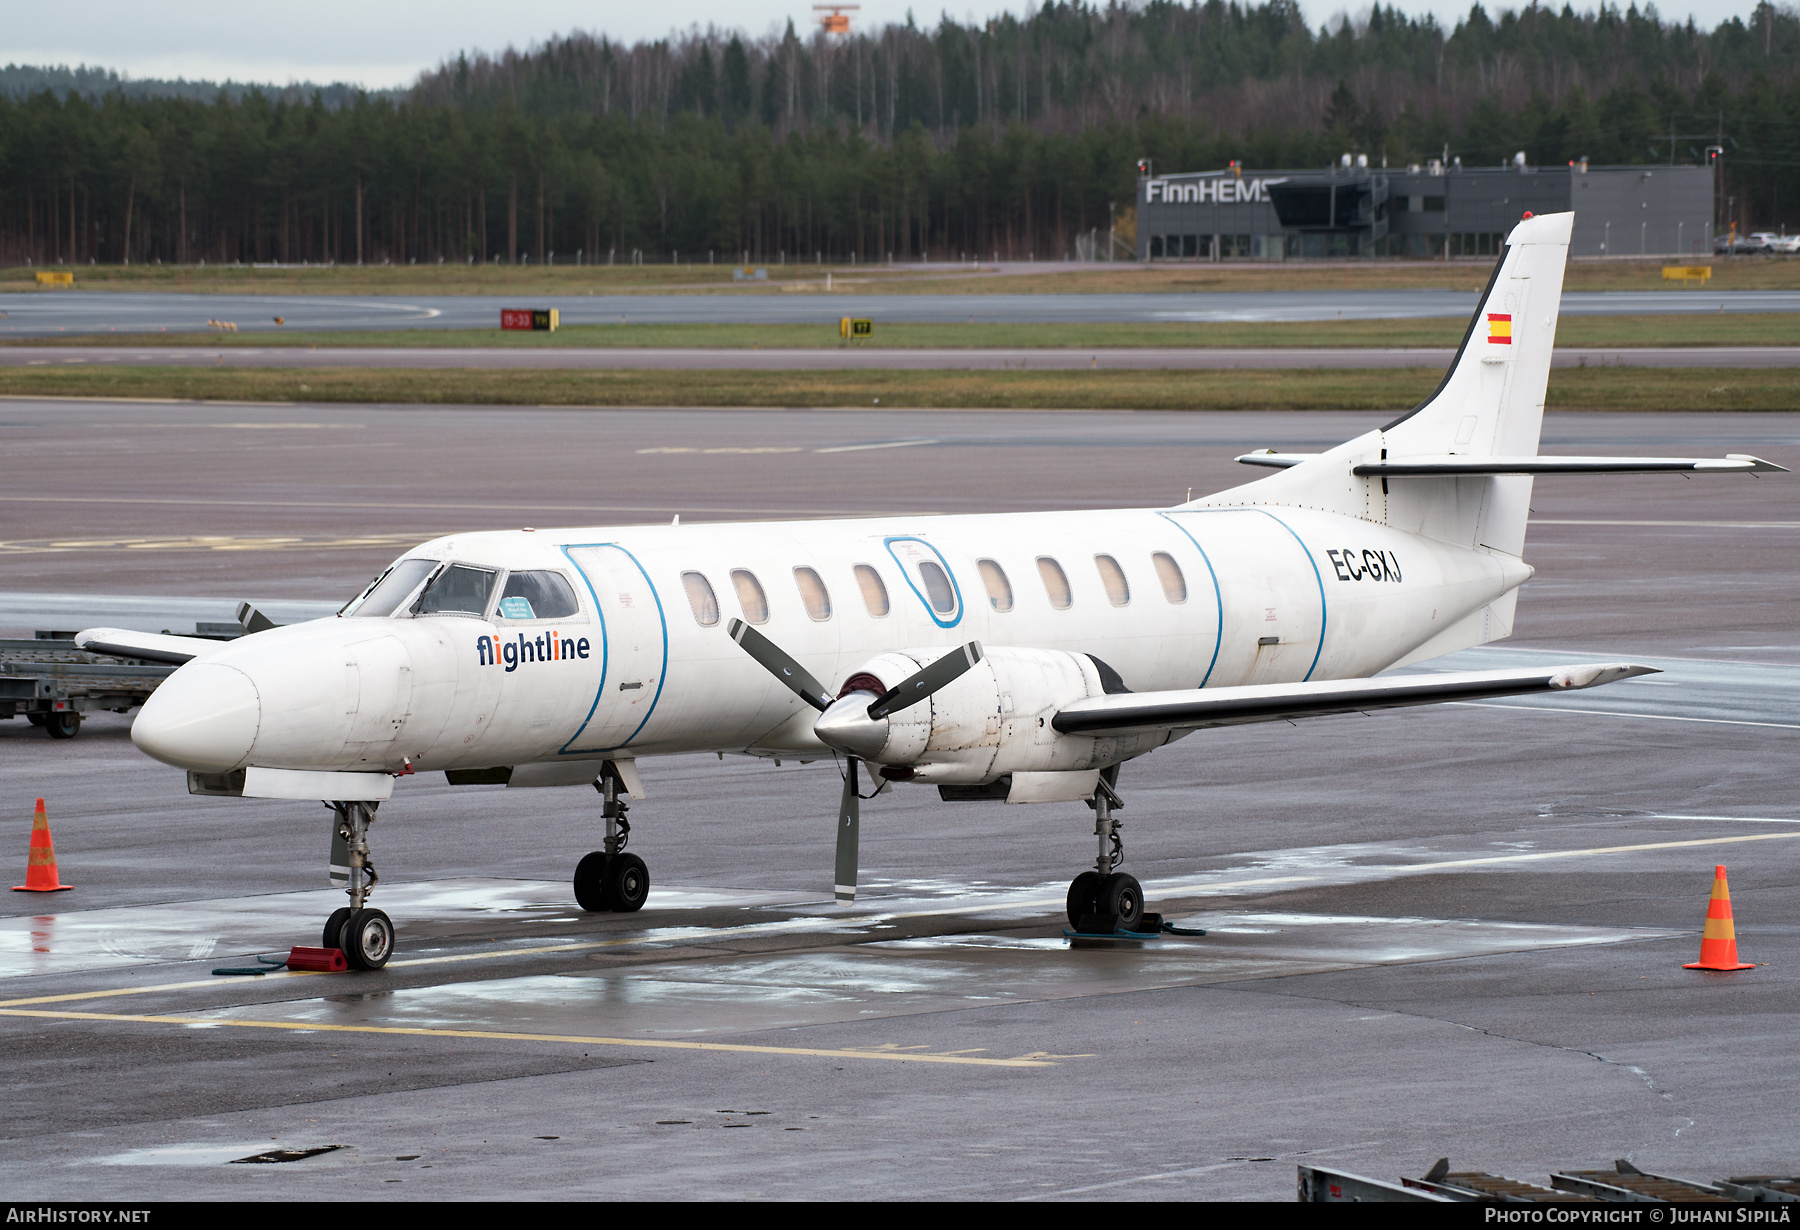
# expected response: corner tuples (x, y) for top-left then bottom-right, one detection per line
(132, 662), (262, 771)
(813, 693), (889, 760)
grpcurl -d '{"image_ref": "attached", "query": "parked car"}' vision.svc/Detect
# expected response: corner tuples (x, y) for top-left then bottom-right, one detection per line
(1738, 231), (1800, 254)
(1713, 234), (1785, 255)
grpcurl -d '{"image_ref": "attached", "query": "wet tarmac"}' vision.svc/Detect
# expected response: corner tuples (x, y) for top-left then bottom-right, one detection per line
(4, 345), (1797, 370)
(2, 288), (1798, 337)
(1, 404), (1797, 1199)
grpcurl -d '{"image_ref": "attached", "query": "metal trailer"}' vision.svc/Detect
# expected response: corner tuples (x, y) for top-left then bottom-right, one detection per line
(0, 625), (238, 740)
(1300, 1158), (1769, 1203)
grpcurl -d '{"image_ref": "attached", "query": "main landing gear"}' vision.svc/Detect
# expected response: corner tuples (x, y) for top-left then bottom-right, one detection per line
(574, 761), (649, 913)
(1065, 767), (1147, 933)
(322, 800), (394, 970)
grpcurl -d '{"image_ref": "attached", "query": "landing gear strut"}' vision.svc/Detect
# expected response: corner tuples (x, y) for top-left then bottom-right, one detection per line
(574, 761), (649, 913)
(322, 801), (394, 970)
(1065, 767), (1145, 932)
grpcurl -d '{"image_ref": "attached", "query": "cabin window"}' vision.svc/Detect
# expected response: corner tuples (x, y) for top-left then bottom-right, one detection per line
(731, 568), (769, 624)
(855, 564), (889, 617)
(346, 557), (437, 618)
(682, 571), (720, 627)
(1037, 556), (1072, 610)
(978, 559), (1013, 612)
(918, 560), (956, 614)
(794, 566), (832, 621)
(1153, 552), (1188, 604)
(1095, 555), (1130, 607)
(414, 564), (498, 616)
(497, 570), (581, 620)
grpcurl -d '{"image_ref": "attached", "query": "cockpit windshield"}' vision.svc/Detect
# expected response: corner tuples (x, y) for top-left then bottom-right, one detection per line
(344, 558), (438, 618)
(414, 564), (498, 616)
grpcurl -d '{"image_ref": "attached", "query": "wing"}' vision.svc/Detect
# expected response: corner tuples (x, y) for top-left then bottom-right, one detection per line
(74, 627), (232, 666)
(1051, 663), (1657, 738)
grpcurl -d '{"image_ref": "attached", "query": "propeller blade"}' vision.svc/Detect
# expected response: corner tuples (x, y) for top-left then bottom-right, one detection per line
(867, 641), (984, 719)
(235, 602), (278, 634)
(835, 757), (860, 904)
(727, 618), (834, 712)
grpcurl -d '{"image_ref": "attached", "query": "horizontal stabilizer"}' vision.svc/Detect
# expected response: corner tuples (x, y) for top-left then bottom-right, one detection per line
(74, 627), (229, 666)
(1234, 451), (1318, 469)
(1052, 663), (1657, 738)
(1352, 454), (1788, 477)
(1232, 452), (1786, 476)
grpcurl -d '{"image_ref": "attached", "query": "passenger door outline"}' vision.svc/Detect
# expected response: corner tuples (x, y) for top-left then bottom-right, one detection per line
(559, 543), (669, 753)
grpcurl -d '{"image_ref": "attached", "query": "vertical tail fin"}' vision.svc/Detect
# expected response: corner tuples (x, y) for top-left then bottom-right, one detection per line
(1202, 210), (1573, 561)
(1375, 210), (1572, 557)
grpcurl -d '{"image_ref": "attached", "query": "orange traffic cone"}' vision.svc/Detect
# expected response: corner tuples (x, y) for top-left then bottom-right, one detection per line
(1684, 865), (1753, 971)
(13, 799), (73, 893)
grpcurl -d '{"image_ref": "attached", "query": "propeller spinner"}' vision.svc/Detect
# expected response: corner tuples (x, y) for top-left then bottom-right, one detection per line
(727, 619), (983, 902)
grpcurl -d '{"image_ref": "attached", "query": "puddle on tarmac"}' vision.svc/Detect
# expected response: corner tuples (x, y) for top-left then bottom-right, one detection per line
(93, 1142), (295, 1166)
(874, 935), (1071, 952)
(0, 879), (810, 979)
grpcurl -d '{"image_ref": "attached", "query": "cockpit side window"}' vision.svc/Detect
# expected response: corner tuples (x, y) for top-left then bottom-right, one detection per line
(414, 564), (498, 616)
(345, 558), (437, 618)
(496, 570), (581, 620)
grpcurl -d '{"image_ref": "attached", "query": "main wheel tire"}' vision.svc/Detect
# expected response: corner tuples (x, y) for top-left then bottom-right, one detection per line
(26, 712), (46, 727)
(1098, 873), (1145, 932)
(322, 907), (353, 949)
(573, 851), (613, 912)
(340, 907), (394, 970)
(45, 712), (81, 740)
(1066, 871), (1101, 928)
(604, 853), (649, 913)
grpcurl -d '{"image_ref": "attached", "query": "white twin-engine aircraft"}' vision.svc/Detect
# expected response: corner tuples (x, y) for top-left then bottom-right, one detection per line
(81, 212), (1783, 969)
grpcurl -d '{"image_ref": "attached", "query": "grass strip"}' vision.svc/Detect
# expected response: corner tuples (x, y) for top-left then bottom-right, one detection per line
(0, 365), (1793, 411)
(15, 314), (1796, 351)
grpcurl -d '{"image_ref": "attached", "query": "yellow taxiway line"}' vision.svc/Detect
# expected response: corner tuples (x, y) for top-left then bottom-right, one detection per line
(0, 1007), (1056, 1067)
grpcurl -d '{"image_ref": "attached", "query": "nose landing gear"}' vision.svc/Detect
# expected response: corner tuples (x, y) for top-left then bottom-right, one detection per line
(1065, 768), (1145, 933)
(322, 801), (393, 970)
(574, 761), (650, 913)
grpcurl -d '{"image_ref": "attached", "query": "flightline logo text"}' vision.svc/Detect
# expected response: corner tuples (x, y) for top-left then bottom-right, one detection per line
(478, 631), (591, 673)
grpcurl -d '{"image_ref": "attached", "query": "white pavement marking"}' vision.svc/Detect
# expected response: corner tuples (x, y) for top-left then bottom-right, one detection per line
(813, 439), (938, 453)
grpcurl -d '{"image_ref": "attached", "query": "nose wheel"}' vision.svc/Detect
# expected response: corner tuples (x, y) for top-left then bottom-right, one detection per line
(574, 762), (650, 913)
(321, 801), (393, 969)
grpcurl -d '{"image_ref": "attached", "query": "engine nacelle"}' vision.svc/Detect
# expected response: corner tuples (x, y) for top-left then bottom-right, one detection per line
(822, 646), (1169, 785)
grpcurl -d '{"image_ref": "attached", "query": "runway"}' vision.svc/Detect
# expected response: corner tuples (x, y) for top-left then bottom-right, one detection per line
(1, 404), (1797, 1198)
(4, 345), (1798, 370)
(3, 288), (1798, 336)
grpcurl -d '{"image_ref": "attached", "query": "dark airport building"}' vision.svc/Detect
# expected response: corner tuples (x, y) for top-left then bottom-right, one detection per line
(1136, 158), (1714, 260)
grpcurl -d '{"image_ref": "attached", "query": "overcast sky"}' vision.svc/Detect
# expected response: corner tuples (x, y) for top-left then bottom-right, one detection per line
(7, 0), (1766, 91)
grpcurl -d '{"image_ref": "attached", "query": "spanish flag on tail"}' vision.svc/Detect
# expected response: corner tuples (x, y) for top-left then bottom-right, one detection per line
(1487, 312), (1512, 344)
